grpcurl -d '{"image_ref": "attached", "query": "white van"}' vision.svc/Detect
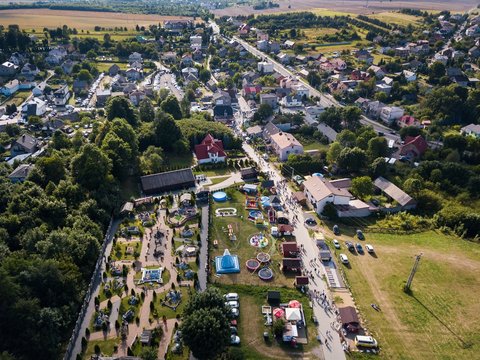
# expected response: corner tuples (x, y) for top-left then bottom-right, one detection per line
(354, 335), (378, 348)
(339, 254), (349, 264)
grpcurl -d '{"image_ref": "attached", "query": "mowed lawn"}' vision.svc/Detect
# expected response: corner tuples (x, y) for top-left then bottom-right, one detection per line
(334, 231), (480, 360)
(209, 189), (297, 287)
(0, 9), (194, 30)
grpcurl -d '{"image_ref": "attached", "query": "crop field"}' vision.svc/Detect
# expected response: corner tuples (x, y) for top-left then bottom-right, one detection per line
(213, 0), (477, 17)
(0, 9), (195, 30)
(328, 230), (480, 360)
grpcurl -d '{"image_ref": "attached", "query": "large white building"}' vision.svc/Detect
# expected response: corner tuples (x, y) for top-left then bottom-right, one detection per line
(269, 132), (303, 161)
(257, 61), (274, 74)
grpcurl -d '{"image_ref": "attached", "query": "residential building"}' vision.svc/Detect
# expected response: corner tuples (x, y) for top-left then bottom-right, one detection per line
(126, 68), (142, 81)
(32, 83), (46, 97)
(461, 123), (480, 137)
(109, 64), (120, 76)
(303, 176), (351, 215)
(1, 79), (19, 96)
(8, 164), (34, 183)
(400, 135), (428, 158)
(368, 65), (385, 79)
(0, 61), (19, 76)
(213, 105), (234, 124)
(355, 49), (373, 64)
(260, 93), (278, 108)
(181, 67), (199, 79)
(258, 61), (274, 74)
(402, 70), (417, 82)
(194, 134), (227, 164)
(20, 63), (39, 79)
(53, 84), (70, 106)
(129, 90), (146, 106)
(380, 106), (404, 124)
(190, 35), (203, 47)
(263, 121), (280, 140)
(22, 98), (46, 117)
(280, 95), (302, 108)
(61, 59), (75, 75)
(164, 20), (193, 32)
(96, 89), (111, 107)
(12, 134), (39, 154)
(269, 132), (304, 161)
(398, 115), (420, 128)
(278, 53), (291, 64)
(242, 84), (262, 99)
(331, 58), (347, 71)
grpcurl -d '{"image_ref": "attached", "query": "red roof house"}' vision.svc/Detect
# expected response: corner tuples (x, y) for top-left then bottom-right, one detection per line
(281, 241), (299, 257)
(194, 134), (227, 164)
(398, 115), (420, 128)
(400, 135), (428, 158)
(242, 84), (262, 99)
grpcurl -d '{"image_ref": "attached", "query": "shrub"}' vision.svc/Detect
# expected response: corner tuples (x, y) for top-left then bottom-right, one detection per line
(94, 344), (101, 355)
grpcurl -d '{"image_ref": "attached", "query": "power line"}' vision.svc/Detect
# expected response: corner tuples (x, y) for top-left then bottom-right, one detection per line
(404, 253), (422, 292)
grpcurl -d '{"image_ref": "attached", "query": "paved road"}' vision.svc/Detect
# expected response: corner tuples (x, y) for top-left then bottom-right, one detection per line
(242, 143), (346, 360)
(197, 204), (209, 291)
(69, 219), (122, 360)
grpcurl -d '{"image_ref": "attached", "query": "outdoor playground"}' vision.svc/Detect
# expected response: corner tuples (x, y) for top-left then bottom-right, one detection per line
(209, 187), (297, 287)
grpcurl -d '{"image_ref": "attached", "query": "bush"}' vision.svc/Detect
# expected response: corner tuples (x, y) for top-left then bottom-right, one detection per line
(374, 212), (432, 232)
(94, 344), (101, 355)
(81, 337), (87, 350)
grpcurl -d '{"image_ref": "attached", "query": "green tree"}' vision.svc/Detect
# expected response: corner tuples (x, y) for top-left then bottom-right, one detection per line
(51, 130), (71, 150)
(140, 347), (157, 360)
(403, 178), (423, 196)
(337, 130), (356, 148)
(369, 157), (387, 177)
(138, 98), (155, 122)
(342, 106), (362, 131)
(105, 96), (137, 127)
(367, 136), (388, 159)
(36, 154), (66, 185)
(428, 61), (445, 84)
(140, 146), (164, 175)
(153, 112), (182, 151)
(199, 69), (211, 83)
(77, 69), (93, 83)
(160, 95), (182, 120)
(181, 288), (230, 360)
(351, 176), (373, 199)
(71, 144), (112, 190)
(326, 142), (342, 164)
(337, 147), (367, 173)
(253, 103), (273, 123)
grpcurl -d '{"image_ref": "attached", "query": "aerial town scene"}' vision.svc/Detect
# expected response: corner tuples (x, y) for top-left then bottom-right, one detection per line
(0, 0), (479, 359)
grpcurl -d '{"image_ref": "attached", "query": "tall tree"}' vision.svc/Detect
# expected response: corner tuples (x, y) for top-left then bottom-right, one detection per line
(106, 96), (138, 127)
(153, 112), (182, 151)
(337, 147), (367, 172)
(71, 144), (111, 190)
(160, 95), (182, 120)
(138, 98), (155, 122)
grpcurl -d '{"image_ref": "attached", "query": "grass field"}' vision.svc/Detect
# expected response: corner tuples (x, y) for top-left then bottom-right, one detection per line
(330, 230), (480, 360)
(84, 338), (118, 358)
(210, 188), (297, 287)
(215, 284), (319, 359)
(1, 90), (30, 107)
(367, 12), (422, 26)
(0, 9), (195, 30)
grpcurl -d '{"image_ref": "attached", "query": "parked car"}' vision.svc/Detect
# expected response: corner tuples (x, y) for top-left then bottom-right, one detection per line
(231, 308), (239, 317)
(345, 241), (355, 251)
(339, 253), (349, 264)
(356, 230), (365, 240)
(230, 326), (238, 334)
(356, 243), (364, 254)
(333, 239), (340, 249)
(230, 335), (241, 345)
(333, 225), (340, 235)
(225, 301), (239, 308)
(305, 217), (317, 226)
(225, 293), (239, 301)
(365, 244), (374, 253)
(371, 198), (380, 206)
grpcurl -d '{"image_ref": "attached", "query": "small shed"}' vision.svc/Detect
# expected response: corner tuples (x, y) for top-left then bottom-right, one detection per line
(120, 202), (134, 214)
(240, 167), (258, 182)
(140, 329), (152, 345)
(293, 191), (307, 206)
(243, 183), (258, 194)
(281, 242), (299, 257)
(281, 258), (302, 272)
(267, 290), (281, 305)
(338, 306), (361, 332)
(295, 276), (309, 287)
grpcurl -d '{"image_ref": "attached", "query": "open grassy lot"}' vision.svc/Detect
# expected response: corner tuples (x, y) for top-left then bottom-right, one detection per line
(215, 284), (320, 359)
(150, 286), (192, 321)
(96, 62), (128, 73)
(163, 152), (194, 169)
(1, 90), (30, 107)
(331, 230), (480, 360)
(209, 188), (297, 287)
(0, 9), (195, 30)
(83, 338), (118, 358)
(367, 12), (422, 26)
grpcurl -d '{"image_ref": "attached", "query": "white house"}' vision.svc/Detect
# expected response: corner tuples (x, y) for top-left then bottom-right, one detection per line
(280, 95), (302, 108)
(303, 176), (351, 215)
(291, 83), (309, 97)
(53, 84), (70, 106)
(269, 132), (304, 161)
(0, 61), (19, 76)
(22, 98), (47, 116)
(190, 35), (202, 47)
(257, 61), (274, 74)
(380, 106), (404, 125)
(461, 124), (480, 138)
(402, 70), (417, 82)
(194, 134), (227, 164)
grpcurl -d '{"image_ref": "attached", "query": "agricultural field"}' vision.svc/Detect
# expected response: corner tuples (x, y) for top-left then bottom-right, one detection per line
(0, 9), (195, 30)
(328, 230), (480, 360)
(367, 11), (423, 26)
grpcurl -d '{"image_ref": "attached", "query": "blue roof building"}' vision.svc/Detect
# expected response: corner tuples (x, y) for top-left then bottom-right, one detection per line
(215, 249), (240, 274)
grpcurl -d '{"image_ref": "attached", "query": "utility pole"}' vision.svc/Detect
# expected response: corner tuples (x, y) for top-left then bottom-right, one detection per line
(404, 253), (422, 292)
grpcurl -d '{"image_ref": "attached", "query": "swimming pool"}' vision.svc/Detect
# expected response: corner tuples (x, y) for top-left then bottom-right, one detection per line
(213, 191), (227, 202)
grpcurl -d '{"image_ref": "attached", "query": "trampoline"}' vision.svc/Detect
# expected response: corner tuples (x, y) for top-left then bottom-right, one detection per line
(258, 267), (274, 281)
(312, 173), (324, 177)
(256, 252), (271, 263)
(213, 191), (227, 202)
(249, 233), (268, 248)
(249, 210), (263, 218)
(246, 258), (260, 271)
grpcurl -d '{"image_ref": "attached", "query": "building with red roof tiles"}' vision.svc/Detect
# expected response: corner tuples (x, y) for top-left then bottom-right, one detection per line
(400, 135), (428, 159)
(398, 115), (421, 128)
(194, 134), (227, 164)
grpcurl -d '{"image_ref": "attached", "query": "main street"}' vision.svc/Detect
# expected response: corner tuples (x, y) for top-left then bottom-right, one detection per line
(241, 141), (346, 360)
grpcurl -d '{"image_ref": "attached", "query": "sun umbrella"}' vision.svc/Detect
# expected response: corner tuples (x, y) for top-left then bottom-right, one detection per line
(273, 308), (285, 318)
(288, 300), (301, 308)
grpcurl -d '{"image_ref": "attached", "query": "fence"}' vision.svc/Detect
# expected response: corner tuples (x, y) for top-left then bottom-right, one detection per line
(63, 216), (115, 360)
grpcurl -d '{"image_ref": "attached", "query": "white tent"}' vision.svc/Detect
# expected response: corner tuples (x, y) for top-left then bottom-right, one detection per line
(285, 308), (302, 321)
